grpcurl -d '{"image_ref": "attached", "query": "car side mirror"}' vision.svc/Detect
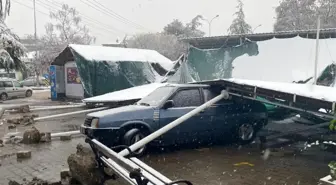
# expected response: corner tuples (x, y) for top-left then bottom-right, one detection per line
(163, 100), (174, 109)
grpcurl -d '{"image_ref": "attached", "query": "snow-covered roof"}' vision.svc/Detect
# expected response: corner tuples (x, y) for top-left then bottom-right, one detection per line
(227, 78), (336, 102)
(181, 28), (336, 49)
(68, 44), (174, 70)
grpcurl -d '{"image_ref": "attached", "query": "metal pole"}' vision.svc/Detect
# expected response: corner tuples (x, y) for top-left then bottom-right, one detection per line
(33, 0), (37, 40)
(313, 16), (321, 85)
(203, 15), (219, 37)
(118, 90), (229, 156)
(51, 130), (80, 137)
(33, 0), (40, 87)
(34, 107), (108, 121)
(29, 104), (86, 111)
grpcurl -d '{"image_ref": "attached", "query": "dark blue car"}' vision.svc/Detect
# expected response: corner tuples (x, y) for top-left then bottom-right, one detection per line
(80, 83), (268, 155)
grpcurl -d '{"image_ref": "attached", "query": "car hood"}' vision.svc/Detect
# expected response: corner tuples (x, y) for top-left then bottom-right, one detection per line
(88, 105), (155, 125)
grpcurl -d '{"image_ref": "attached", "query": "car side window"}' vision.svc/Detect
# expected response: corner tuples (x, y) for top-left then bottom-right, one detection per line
(4, 81), (13, 87)
(13, 81), (21, 87)
(203, 88), (231, 104)
(0, 81), (4, 88)
(171, 88), (202, 107)
(203, 88), (217, 101)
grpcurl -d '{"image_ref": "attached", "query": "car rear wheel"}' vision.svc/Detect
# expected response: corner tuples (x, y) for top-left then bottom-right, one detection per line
(0, 93), (8, 101)
(122, 128), (147, 156)
(25, 90), (32, 97)
(236, 123), (257, 145)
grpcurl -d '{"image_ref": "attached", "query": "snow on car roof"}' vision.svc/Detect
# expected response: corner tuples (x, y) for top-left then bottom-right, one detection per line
(69, 44), (174, 70)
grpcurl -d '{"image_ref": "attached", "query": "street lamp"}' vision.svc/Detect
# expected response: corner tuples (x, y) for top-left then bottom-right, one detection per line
(202, 15), (219, 37)
(252, 24), (262, 33)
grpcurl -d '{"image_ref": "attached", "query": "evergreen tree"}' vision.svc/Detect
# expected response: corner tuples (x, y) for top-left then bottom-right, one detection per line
(228, 0), (252, 34)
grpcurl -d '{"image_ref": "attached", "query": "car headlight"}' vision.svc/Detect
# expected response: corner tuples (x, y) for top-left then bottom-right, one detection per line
(91, 118), (99, 128)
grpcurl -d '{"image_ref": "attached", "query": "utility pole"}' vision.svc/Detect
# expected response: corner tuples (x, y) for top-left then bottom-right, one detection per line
(33, 0), (37, 40)
(313, 16), (321, 85)
(33, 0), (40, 86)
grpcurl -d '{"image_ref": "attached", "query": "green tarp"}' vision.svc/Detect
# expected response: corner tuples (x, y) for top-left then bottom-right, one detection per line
(187, 41), (259, 81)
(71, 50), (163, 97)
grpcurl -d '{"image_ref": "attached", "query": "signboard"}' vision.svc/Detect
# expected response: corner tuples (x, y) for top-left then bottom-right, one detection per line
(49, 65), (57, 100)
(66, 67), (81, 84)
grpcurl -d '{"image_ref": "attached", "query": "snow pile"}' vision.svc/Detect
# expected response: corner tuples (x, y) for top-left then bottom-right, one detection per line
(83, 83), (167, 103)
(232, 36), (336, 83)
(228, 78), (336, 102)
(69, 44), (174, 71)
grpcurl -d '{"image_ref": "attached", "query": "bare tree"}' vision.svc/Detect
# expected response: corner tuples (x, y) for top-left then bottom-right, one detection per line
(228, 0), (252, 34)
(49, 4), (95, 45)
(126, 33), (187, 61)
(30, 3), (96, 85)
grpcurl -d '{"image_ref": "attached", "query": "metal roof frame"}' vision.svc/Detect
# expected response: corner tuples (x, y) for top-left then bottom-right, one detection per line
(180, 28), (336, 49)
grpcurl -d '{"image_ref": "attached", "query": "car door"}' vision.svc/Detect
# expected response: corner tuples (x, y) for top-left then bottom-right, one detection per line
(4, 81), (15, 97)
(13, 81), (25, 97)
(159, 87), (205, 145)
(203, 88), (238, 141)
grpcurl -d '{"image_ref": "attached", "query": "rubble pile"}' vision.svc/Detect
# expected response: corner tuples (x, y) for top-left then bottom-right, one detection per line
(8, 177), (60, 185)
(6, 114), (38, 128)
(67, 144), (105, 185)
(3, 135), (23, 145)
(17, 105), (30, 113)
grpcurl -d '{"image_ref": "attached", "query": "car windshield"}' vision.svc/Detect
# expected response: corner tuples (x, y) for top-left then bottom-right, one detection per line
(137, 86), (176, 107)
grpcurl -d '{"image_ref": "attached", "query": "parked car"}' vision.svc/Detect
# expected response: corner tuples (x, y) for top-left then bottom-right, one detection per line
(80, 83), (268, 155)
(0, 78), (33, 100)
(20, 76), (47, 87)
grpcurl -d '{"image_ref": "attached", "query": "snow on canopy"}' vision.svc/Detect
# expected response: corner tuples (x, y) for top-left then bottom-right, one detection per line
(69, 44), (174, 71)
(232, 36), (336, 83)
(227, 78), (336, 102)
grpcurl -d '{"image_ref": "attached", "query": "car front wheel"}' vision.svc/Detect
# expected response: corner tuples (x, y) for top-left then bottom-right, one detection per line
(0, 93), (7, 101)
(236, 123), (257, 144)
(26, 90), (33, 97)
(122, 128), (147, 156)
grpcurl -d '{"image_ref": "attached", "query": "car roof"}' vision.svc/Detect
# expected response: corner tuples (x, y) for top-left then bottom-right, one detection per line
(165, 83), (210, 88)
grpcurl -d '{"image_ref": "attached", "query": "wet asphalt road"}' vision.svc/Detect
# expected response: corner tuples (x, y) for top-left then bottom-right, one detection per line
(0, 92), (334, 185)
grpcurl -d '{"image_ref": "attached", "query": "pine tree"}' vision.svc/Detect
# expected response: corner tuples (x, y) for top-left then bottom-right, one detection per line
(228, 0), (252, 35)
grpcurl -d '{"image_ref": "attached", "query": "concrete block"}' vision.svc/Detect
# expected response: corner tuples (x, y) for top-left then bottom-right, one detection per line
(60, 168), (70, 179)
(8, 124), (16, 129)
(60, 135), (72, 141)
(8, 180), (20, 185)
(16, 150), (32, 159)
